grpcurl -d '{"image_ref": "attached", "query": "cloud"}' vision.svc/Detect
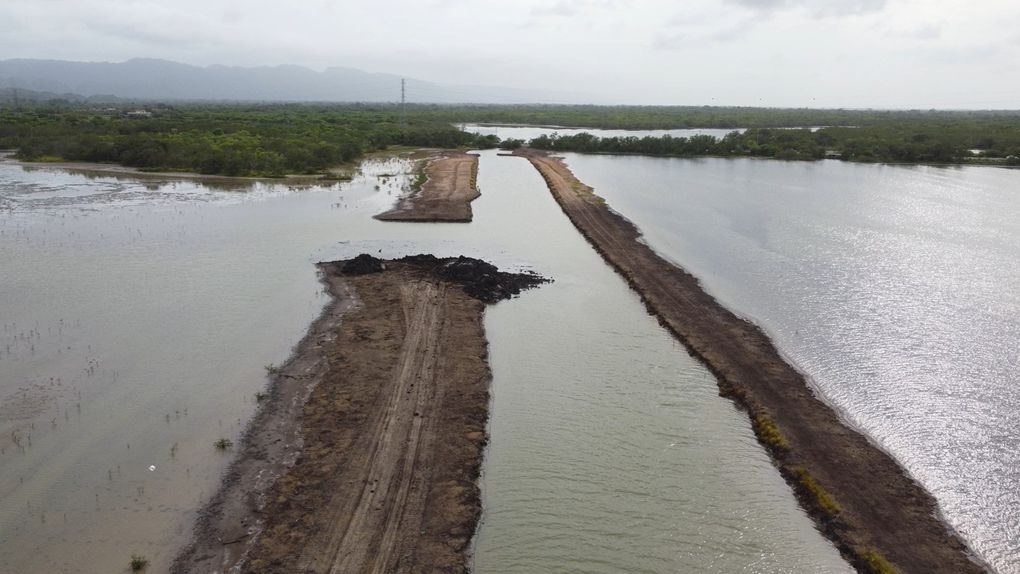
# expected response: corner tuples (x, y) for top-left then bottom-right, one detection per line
(887, 23), (942, 40)
(654, 21), (756, 49)
(724, 0), (887, 17)
(656, 4), (763, 49)
(530, 0), (624, 18)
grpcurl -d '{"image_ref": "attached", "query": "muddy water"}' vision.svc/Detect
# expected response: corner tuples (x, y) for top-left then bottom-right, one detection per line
(0, 152), (849, 573)
(469, 151), (849, 573)
(0, 158), (427, 573)
(558, 153), (1020, 573)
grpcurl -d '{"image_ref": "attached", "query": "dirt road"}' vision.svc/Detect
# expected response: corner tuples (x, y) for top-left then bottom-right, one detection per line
(173, 256), (542, 574)
(515, 148), (986, 574)
(375, 152), (480, 222)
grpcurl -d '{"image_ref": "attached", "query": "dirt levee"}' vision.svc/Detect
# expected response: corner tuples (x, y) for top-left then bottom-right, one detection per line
(375, 151), (480, 222)
(514, 148), (985, 574)
(173, 255), (543, 574)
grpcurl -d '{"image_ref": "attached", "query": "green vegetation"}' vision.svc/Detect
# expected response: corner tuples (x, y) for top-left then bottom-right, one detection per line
(434, 104), (1020, 130)
(2, 103), (1018, 175)
(255, 391), (268, 402)
(752, 413), (788, 452)
(0, 103), (500, 177)
(214, 438), (233, 450)
(129, 554), (149, 571)
(526, 125), (1020, 165)
(410, 166), (428, 192)
(855, 548), (900, 574)
(264, 363), (281, 375)
(792, 467), (841, 519)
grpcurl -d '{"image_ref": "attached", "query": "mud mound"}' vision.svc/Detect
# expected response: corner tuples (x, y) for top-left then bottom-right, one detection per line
(341, 254), (385, 275)
(333, 254), (545, 303)
(399, 254), (547, 304)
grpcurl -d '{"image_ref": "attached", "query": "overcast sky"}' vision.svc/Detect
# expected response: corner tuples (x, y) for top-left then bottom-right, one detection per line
(4, 0), (1020, 108)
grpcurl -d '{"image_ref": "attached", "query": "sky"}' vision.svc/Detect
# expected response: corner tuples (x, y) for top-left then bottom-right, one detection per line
(3, 0), (1020, 108)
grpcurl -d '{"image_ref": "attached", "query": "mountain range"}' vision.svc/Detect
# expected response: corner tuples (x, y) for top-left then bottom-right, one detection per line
(0, 58), (580, 104)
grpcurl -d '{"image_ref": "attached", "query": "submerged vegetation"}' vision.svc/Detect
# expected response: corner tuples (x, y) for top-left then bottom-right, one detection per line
(1, 102), (1018, 177)
(129, 554), (149, 571)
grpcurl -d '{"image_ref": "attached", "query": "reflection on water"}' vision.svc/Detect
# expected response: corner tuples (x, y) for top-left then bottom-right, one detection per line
(560, 152), (1020, 573)
(0, 153), (850, 573)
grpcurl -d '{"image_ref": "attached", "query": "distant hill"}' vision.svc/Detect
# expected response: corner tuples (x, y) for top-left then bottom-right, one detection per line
(0, 58), (580, 104)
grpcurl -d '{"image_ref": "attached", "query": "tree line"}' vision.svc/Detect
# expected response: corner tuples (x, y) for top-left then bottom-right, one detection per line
(0, 103), (500, 177)
(2, 102), (1019, 175)
(523, 125), (1020, 165)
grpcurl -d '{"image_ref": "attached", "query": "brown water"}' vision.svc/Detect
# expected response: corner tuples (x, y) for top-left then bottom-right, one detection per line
(471, 151), (850, 573)
(0, 152), (850, 573)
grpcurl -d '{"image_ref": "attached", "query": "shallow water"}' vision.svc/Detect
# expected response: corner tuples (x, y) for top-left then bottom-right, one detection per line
(0, 153), (850, 573)
(558, 152), (1020, 573)
(463, 123), (741, 142)
(0, 158), (432, 572)
(471, 152), (850, 573)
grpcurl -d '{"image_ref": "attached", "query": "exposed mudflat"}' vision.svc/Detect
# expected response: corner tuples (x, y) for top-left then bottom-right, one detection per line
(375, 151), (480, 222)
(514, 148), (987, 574)
(172, 255), (543, 574)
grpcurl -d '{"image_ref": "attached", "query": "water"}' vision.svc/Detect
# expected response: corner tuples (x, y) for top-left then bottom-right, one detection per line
(557, 152), (1020, 572)
(0, 153), (850, 572)
(463, 124), (833, 144)
(463, 123), (741, 142)
(471, 152), (850, 573)
(0, 158), (433, 572)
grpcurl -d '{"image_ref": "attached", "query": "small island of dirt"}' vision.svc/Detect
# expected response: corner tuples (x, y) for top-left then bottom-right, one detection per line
(375, 151), (481, 222)
(172, 255), (544, 574)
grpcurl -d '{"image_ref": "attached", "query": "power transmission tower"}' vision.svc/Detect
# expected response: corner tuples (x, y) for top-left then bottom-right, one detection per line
(400, 78), (407, 130)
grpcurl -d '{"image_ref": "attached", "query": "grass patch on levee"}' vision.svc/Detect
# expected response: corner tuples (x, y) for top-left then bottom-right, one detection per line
(410, 162), (428, 192)
(855, 547), (900, 574)
(792, 467), (841, 519)
(752, 413), (788, 452)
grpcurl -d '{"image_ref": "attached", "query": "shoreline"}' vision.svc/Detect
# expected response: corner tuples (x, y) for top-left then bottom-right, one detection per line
(2, 156), (331, 186)
(0, 147), (433, 187)
(375, 151), (481, 222)
(515, 148), (1017, 169)
(513, 148), (988, 574)
(172, 255), (543, 573)
(170, 265), (356, 573)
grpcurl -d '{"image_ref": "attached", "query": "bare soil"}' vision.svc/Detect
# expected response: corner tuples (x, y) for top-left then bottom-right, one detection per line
(172, 256), (542, 574)
(514, 148), (987, 574)
(375, 151), (480, 222)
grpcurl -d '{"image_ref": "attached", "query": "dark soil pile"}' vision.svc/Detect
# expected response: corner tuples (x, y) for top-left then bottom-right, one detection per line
(341, 253), (386, 275)
(337, 254), (547, 304)
(398, 254), (547, 303)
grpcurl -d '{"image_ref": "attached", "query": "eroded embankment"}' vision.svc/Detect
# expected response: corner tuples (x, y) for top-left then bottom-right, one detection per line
(172, 255), (543, 574)
(375, 151), (480, 222)
(513, 148), (986, 574)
